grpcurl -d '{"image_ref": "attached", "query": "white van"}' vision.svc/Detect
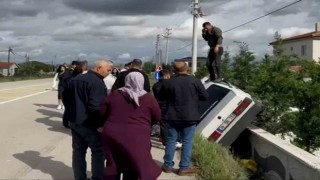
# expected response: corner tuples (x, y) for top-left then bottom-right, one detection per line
(196, 78), (263, 146)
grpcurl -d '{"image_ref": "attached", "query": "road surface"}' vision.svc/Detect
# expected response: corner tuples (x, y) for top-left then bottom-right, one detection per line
(0, 79), (195, 179)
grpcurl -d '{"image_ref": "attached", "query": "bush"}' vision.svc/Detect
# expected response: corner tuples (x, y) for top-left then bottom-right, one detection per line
(192, 134), (248, 180)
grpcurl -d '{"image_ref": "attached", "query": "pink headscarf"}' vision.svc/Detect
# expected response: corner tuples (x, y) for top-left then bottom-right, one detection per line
(119, 72), (147, 106)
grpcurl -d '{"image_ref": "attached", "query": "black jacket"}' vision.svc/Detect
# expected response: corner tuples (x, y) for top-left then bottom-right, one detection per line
(58, 72), (71, 89)
(111, 69), (151, 92)
(160, 74), (208, 123)
(152, 79), (169, 113)
(63, 70), (107, 128)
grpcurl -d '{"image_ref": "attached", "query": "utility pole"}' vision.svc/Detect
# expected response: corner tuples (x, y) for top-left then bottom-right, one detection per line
(159, 49), (163, 65)
(7, 47), (12, 76)
(163, 28), (172, 65)
(155, 34), (160, 66)
(191, 0), (204, 74)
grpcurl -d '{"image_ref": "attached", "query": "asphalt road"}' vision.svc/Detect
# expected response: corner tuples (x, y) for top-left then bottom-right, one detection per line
(0, 79), (194, 180)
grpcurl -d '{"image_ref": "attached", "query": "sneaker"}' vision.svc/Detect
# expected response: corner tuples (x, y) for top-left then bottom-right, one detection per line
(161, 165), (174, 173)
(175, 142), (182, 149)
(178, 167), (199, 176)
(57, 105), (62, 110)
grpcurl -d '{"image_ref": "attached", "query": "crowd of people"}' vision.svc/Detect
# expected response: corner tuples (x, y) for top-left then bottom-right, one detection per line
(54, 58), (208, 180)
(51, 21), (222, 180)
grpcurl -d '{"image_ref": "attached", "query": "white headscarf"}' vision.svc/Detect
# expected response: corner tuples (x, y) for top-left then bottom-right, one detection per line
(119, 72), (147, 106)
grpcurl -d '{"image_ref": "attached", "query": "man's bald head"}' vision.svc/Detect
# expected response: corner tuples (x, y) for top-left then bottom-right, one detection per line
(92, 60), (113, 78)
(174, 61), (189, 74)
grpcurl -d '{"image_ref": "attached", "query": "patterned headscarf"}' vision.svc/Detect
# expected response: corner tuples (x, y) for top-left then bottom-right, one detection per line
(119, 72), (147, 106)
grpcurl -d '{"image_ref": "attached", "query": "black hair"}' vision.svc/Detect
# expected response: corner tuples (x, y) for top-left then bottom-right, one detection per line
(202, 22), (211, 28)
(71, 60), (80, 66)
(131, 59), (142, 67)
(72, 65), (83, 76)
(57, 65), (66, 73)
(159, 69), (171, 79)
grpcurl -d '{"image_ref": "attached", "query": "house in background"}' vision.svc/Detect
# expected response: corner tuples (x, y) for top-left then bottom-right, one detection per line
(271, 22), (320, 62)
(0, 62), (19, 76)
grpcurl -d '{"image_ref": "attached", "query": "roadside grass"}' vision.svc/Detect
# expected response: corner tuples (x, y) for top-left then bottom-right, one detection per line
(0, 75), (53, 83)
(192, 134), (248, 180)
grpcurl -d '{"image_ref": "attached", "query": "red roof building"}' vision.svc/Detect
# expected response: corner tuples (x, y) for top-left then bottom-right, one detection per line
(0, 62), (19, 76)
(270, 22), (320, 62)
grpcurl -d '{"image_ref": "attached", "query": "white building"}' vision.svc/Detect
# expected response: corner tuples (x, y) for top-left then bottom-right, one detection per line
(0, 62), (19, 76)
(271, 23), (320, 62)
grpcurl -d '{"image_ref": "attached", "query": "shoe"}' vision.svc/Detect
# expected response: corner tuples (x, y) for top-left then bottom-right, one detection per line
(57, 105), (62, 110)
(214, 78), (222, 83)
(178, 167), (199, 176)
(175, 142), (182, 149)
(161, 165), (174, 173)
(61, 105), (65, 110)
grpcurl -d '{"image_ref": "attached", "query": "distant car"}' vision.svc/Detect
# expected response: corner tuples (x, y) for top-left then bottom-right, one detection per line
(196, 77), (263, 146)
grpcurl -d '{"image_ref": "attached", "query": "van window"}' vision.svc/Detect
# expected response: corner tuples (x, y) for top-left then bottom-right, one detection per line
(199, 84), (230, 120)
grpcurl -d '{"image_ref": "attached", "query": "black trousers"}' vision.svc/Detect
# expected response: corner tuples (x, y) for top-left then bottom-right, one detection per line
(70, 123), (104, 180)
(207, 47), (223, 80)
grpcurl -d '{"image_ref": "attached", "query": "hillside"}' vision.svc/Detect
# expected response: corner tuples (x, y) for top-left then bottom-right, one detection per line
(18, 61), (54, 73)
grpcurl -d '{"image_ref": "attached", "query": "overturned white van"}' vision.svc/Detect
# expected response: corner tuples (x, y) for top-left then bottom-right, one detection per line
(196, 79), (263, 146)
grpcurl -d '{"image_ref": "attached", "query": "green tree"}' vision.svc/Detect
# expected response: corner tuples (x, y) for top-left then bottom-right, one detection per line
(250, 55), (298, 134)
(289, 61), (320, 152)
(143, 61), (156, 74)
(221, 49), (233, 81)
(272, 31), (285, 57)
(229, 41), (256, 90)
(195, 64), (208, 79)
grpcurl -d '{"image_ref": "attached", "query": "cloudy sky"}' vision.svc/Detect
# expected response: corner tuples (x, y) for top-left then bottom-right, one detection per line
(0, 0), (319, 65)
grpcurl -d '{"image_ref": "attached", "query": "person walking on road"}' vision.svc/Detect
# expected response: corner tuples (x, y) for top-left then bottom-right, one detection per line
(101, 72), (162, 180)
(112, 59), (151, 92)
(56, 65), (70, 110)
(63, 60), (112, 180)
(202, 22), (224, 83)
(160, 62), (208, 176)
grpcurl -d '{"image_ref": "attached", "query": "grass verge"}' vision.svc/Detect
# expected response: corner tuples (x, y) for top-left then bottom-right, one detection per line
(0, 75), (52, 83)
(192, 134), (248, 180)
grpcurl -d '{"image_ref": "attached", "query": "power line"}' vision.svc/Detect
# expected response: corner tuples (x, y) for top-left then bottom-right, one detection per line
(223, 0), (302, 33)
(169, 43), (192, 53)
(169, 0), (303, 52)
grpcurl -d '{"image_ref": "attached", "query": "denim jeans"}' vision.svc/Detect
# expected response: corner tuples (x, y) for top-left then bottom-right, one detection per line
(163, 122), (196, 170)
(70, 122), (104, 180)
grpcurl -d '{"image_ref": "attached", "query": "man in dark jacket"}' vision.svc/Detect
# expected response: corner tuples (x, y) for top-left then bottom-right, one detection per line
(112, 59), (151, 92)
(63, 60), (112, 180)
(202, 22), (223, 82)
(152, 70), (171, 144)
(160, 62), (208, 176)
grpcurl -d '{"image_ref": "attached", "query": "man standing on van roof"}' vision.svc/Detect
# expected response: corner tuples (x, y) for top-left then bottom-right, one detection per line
(160, 62), (208, 176)
(202, 22), (224, 83)
(112, 59), (151, 92)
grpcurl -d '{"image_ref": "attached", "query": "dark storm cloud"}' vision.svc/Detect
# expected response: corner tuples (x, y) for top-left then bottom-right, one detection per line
(261, 0), (320, 18)
(0, 0), (58, 18)
(63, 0), (189, 15)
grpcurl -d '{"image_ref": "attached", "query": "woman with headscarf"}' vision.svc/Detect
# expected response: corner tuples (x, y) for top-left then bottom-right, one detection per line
(101, 72), (162, 180)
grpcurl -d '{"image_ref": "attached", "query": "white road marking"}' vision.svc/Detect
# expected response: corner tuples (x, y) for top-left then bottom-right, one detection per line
(0, 90), (51, 105)
(0, 83), (51, 92)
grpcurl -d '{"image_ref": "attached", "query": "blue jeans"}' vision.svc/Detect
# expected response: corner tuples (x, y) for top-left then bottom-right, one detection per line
(70, 122), (104, 180)
(163, 122), (196, 170)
